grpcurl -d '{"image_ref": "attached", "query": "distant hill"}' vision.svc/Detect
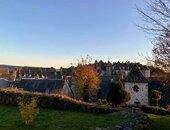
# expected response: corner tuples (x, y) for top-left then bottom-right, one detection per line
(0, 64), (58, 69)
(0, 64), (22, 68)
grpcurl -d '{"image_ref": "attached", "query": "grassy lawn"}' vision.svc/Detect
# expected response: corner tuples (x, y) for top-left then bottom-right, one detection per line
(148, 114), (170, 130)
(0, 105), (129, 130)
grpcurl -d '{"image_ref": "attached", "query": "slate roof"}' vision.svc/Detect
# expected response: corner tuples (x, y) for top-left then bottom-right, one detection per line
(94, 61), (149, 72)
(60, 67), (74, 76)
(18, 79), (64, 93)
(124, 64), (149, 83)
(0, 78), (9, 88)
(113, 62), (149, 70)
(98, 76), (112, 99)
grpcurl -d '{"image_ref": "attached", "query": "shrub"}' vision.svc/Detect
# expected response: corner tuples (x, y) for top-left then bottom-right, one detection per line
(151, 90), (162, 108)
(19, 97), (39, 126)
(0, 88), (116, 114)
(107, 81), (130, 106)
(97, 99), (109, 106)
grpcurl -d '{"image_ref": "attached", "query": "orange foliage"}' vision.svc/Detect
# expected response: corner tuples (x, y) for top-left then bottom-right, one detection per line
(74, 62), (100, 99)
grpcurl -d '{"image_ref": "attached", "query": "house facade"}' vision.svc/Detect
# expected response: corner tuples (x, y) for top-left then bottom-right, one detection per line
(97, 63), (150, 105)
(124, 64), (149, 105)
(95, 61), (150, 105)
(94, 60), (150, 79)
(19, 67), (60, 79)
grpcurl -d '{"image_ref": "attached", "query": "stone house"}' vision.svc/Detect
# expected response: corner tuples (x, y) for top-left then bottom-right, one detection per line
(124, 64), (149, 105)
(94, 60), (150, 79)
(19, 67), (60, 79)
(97, 65), (149, 106)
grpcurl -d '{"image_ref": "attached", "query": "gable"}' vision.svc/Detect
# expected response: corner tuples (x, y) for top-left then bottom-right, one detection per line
(124, 64), (148, 83)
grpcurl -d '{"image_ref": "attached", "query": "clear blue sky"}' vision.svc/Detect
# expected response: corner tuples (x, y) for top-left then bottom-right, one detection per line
(0, 0), (152, 68)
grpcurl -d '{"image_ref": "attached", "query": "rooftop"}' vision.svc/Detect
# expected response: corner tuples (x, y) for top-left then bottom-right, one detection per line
(124, 64), (149, 83)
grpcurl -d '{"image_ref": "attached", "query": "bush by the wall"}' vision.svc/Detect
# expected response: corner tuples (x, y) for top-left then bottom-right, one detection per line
(0, 88), (116, 113)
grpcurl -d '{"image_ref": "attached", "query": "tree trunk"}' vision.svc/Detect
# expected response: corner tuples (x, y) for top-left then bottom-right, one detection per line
(156, 99), (159, 111)
(83, 85), (89, 102)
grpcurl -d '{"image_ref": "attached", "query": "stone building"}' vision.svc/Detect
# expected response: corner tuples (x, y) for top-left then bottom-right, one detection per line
(94, 60), (150, 80)
(124, 64), (149, 105)
(19, 67), (60, 79)
(77, 61), (151, 105)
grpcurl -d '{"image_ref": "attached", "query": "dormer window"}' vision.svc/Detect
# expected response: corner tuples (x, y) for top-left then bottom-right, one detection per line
(133, 85), (139, 92)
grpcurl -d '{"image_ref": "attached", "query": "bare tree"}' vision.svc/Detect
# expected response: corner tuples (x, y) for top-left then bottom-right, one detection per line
(153, 36), (170, 73)
(137, 0), (170, 87)
(137, 0), (170, 36)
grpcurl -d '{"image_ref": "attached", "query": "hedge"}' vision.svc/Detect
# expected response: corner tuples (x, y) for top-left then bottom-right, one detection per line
(0, 88), (116, 113)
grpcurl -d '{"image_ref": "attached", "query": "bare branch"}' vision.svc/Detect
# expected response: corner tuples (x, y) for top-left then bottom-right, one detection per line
(137, 0), (170, 87)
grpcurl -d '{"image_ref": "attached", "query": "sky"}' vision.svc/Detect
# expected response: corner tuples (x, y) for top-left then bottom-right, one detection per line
(0, 0), (153, 68)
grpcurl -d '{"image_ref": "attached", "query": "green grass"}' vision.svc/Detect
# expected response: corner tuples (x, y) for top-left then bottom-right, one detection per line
(148, 114), (170, 130)
(0, 105), (129, 130)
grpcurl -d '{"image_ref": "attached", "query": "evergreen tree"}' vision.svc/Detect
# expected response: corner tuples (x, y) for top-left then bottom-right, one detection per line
(107, 81), (130, 106)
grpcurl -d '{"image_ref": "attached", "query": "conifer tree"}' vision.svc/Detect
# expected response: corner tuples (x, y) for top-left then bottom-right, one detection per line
(107, 81), (130, 106)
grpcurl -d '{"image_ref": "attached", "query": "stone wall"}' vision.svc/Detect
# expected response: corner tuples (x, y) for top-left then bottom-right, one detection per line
(114, 108), (150, 130)
(95, 108), (151, 130)
(125, 83), (149, 105)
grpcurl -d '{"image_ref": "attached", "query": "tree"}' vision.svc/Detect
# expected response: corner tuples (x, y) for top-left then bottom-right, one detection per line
(152, 90), (162, 109)
(137, 0), (170, 87)
(19, 97), (39, 126)
(107, 81), (130, 106)
(74, 56), (101, 102)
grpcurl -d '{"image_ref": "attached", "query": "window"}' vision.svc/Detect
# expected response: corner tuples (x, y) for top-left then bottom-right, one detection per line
(133, 85), (139, 92)
(134, 101), (140, 105)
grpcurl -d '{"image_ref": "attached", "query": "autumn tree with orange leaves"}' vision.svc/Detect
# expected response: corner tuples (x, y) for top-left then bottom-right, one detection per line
(74, 56), (101, 102)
